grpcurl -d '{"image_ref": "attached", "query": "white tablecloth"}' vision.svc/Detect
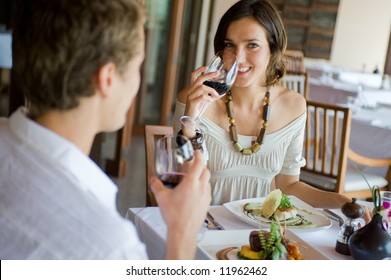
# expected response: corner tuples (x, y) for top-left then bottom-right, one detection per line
(308, 75), (391, 108)
(126, 202), (373, 260)
(350, 106), (391, 129)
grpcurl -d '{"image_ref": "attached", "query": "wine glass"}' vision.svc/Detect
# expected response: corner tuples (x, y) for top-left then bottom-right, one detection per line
(155, 134), (194, 188)
(180, 50), (238, 134)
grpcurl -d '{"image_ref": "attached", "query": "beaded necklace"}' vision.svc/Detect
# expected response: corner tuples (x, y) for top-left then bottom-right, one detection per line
(225, 89), (270, 155)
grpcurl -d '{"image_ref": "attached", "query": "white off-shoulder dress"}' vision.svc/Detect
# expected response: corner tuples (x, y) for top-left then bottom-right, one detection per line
(174, 101), (306, 205)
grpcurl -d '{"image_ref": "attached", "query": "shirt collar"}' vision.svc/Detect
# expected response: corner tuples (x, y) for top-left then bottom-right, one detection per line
(9, 107), (118, 212)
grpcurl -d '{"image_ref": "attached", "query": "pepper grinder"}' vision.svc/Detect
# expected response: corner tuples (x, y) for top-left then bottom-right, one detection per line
(335, 198), (364, 255)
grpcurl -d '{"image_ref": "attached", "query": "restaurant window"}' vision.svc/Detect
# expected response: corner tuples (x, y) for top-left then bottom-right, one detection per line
(133, 0), (208, 131)
(137, 0), (172, 125)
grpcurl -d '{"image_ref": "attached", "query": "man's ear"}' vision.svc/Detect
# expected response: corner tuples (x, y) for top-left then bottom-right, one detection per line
(96, 62), (116, 97)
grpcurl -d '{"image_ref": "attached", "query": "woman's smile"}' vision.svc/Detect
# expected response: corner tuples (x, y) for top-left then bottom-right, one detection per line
(238, 66), (251, 74)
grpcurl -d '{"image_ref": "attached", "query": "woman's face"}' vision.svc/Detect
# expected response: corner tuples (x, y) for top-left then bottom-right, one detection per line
(223, 17), (271, 88)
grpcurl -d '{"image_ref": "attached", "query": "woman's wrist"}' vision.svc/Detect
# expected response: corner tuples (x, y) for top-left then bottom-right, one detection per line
(177, 129), (204, 151)
(181, 124), (197, 139)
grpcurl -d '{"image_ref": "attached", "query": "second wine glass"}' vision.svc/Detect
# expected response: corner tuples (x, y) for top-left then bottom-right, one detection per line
(155, 134), (194, 189)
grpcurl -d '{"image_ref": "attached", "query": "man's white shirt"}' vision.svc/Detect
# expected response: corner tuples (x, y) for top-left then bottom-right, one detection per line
(0, 108), (148, 259)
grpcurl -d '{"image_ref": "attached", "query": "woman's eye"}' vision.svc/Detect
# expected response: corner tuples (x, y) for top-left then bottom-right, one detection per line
(248, 43), (258, 49)
(224, 42), (235, 48)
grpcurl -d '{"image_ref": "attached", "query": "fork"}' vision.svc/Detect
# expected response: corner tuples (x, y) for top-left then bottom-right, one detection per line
(206, 211), (225, 230)
(322, 209), (344, 226)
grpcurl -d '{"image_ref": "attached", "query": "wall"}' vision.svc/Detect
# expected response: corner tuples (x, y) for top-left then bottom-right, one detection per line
(330, 0), (391, 72)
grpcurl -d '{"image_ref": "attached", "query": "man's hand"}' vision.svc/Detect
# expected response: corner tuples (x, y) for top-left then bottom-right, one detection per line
(150, 150), (211, 259)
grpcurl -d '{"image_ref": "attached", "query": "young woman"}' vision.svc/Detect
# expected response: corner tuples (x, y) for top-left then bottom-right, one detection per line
(174, 0), (360, 212)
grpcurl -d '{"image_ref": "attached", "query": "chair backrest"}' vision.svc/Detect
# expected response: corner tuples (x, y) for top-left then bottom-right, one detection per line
(301, 101), (391, 199)
(300, 101), (352, 194)
(279, 72), (309, 98)
(144, 124), (174, 206)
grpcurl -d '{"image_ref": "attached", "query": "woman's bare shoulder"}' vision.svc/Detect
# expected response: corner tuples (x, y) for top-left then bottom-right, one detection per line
(279, 86), (306, 114)
(271, 85), (306, 126)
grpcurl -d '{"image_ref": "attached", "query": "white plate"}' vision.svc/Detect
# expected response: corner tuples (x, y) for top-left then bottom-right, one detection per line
(223, 196), (332, 231)
(197, 229), (329, 260)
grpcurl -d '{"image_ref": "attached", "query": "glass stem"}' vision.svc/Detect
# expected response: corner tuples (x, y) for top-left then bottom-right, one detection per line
(195, 100), (209, 121)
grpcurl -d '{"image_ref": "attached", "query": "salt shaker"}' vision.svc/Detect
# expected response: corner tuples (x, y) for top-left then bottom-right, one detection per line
(335, 198), (364, 255)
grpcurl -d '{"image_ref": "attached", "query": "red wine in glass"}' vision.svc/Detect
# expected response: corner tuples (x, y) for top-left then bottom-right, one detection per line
(158, 172), (186, 189)
(180, 51), (237, 133)
(203, 80), (230, 95)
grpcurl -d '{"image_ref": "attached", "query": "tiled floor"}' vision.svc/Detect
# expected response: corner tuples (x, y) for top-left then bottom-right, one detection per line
(115, 135), (147, 217)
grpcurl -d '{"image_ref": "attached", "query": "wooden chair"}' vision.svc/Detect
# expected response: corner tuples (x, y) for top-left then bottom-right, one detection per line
(279, 72), (309, 99)
(144, 124), (174, 206)
(279, 49), (309, 99)
(300, 100), (391, 199)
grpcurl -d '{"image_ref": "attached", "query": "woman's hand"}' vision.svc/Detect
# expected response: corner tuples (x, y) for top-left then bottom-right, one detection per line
(184, 66), (222, 118)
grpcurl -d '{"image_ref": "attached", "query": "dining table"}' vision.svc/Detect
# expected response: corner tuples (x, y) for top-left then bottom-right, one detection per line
(125, 200), (374, 260)
(308, 76), (391, 109)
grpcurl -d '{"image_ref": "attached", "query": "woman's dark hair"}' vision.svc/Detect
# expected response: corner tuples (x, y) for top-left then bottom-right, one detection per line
(214, 0), (287, 86)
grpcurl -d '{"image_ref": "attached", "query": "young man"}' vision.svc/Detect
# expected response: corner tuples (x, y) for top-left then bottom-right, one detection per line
(0, 0), (211, 259)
